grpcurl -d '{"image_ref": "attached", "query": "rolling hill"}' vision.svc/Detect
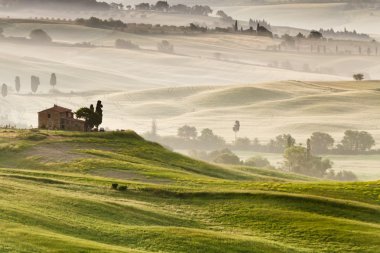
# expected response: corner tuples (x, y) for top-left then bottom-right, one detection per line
(0, 129), (379, 252)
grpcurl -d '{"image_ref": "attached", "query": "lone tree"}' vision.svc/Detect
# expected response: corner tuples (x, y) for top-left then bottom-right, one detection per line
(151, 119), (157, 137)
(306, 138), (311, 160)
(76, 101), (103, 131)
(50, 73), (57, 88)
(232, 120), (240, 140)
(353, 73), (364, 81)
(29, 29), (52, 43)
(1, 83), (8, 97)
(15, 76), (20, 93)
(31, 75), (40, 93)
(95, 100), (103, 129)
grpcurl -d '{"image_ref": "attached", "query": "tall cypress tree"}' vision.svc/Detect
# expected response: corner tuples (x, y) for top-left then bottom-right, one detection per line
(15, 76), (20, 93)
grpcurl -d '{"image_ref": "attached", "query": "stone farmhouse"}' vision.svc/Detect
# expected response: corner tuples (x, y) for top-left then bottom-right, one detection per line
(38, 104), (86, 131)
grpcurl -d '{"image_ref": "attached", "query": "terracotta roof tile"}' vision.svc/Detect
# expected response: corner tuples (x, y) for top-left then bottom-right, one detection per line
(39, 104), (72, 113)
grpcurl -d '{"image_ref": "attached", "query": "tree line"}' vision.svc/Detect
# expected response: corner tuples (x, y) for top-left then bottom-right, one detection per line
(144, 122), (377, 155)
(134, 1), (213, 16)
(189, 137), (358, 182)
(234, 130), (375, 155)
(1, 73), (57, 97)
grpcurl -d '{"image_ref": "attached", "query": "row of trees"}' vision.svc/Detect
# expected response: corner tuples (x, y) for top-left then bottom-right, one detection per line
(146, 122), (359, 181)
(134, 1), (213, 16)
(1, 73), (57, 97)
(145, 121), (376, 155)
(234, 130), (375, 154)
(76, 17), (127, 29)
(189, 142), (357, 181)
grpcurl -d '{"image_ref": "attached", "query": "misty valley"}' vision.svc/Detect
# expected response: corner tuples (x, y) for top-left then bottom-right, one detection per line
(0, 0), (379, 253)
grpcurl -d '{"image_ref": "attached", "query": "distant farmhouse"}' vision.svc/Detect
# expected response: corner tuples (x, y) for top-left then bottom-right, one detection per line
(38, 105), (86, 131)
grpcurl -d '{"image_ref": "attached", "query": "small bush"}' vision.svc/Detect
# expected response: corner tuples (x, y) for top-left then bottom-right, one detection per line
(245, 156), (270, 167)
(118, 185), (128, 191)
(111, 183), (118, 190)
(327, 170), (358, 182)
(0, 143), (21, 151)
(157, 40), (174, 53)
(115, 39), (140, 49)
(213, 152), (240, 165)
(21, 133), (48, 141)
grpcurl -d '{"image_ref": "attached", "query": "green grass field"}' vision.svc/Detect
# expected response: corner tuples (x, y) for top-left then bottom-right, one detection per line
(0, 129), (379, 253)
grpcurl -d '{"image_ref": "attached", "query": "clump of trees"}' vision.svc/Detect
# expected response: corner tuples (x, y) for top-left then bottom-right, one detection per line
(115, 39), (140, 50)
(76, 17), (127, 29)
(310, 132), (335, 154)
(284, 142), (333, 178)
(249, 19), (271, 30)
(135, 2), (213, 16)
(76, 100), (103, 131)
(338, 130), (375, 153)
(146, 124), (226, 150)
(353, 73), (364, 81)
(283, 136), (360, 180)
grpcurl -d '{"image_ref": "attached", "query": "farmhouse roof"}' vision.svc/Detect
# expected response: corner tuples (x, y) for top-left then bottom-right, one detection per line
(38, 104), (73, 113)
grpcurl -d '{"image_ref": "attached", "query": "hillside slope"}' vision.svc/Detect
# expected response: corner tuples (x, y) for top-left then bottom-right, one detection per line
(0, 129), (379, 252)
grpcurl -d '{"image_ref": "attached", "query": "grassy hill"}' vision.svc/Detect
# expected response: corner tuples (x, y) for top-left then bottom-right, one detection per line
(0, 129), (379, 252)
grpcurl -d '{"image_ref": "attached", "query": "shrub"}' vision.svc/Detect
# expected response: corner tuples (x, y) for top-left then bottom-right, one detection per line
(245, 156), (270, 167)
(326, 170), (358, 181)
(115, 39), (139, 49)
(213, 152), (240, 165)
(118, 185), (128, 191)
(111, 183), (118, 190)
(157, 40), (174, 53)
(21, 132), (48, 141)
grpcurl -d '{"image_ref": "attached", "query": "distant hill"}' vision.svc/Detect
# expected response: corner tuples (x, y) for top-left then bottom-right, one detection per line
(0, 0), (110, 10)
